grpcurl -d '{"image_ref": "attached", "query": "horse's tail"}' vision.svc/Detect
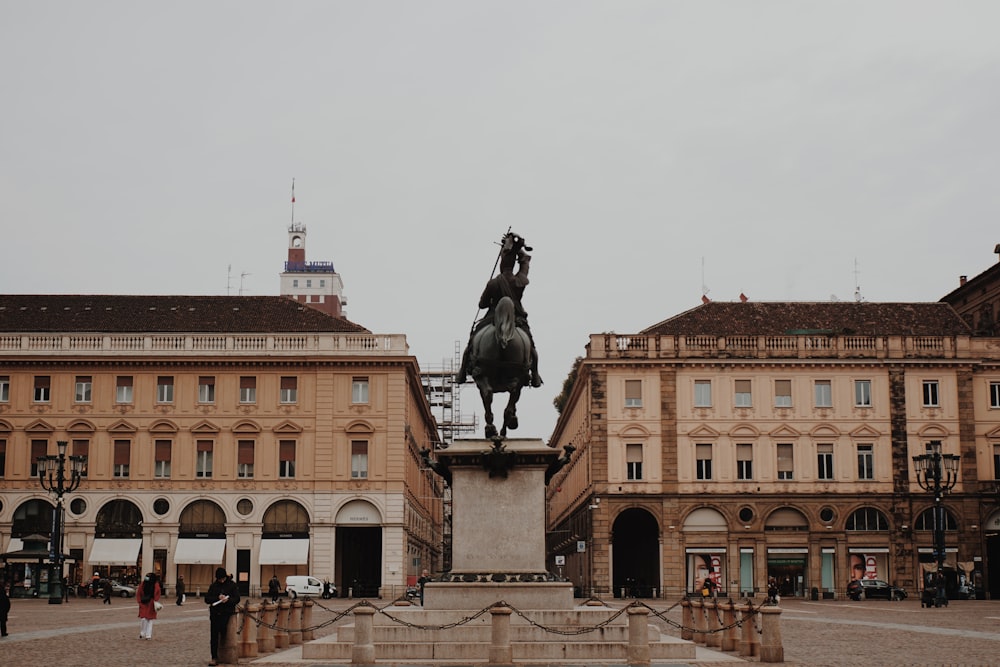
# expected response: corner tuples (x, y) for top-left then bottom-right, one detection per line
(494, 296), (517, 349)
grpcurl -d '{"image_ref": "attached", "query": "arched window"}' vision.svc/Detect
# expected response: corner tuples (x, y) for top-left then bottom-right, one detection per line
(95, 499), (143, 538)
(914, 507), (958, 531)
(12, 499), (54, 537)
(846, 507), (888, 531)
(263, 500), (309, 535)
(179, 500), (226, 536)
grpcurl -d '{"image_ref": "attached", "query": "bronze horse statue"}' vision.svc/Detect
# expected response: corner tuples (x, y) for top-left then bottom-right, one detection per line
(469, 294), (533, 439)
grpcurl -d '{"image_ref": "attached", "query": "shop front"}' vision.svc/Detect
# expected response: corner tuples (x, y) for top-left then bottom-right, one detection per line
(767, 547), (808, 598)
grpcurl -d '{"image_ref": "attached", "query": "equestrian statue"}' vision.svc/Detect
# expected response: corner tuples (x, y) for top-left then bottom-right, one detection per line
(457, 231), (542, 440)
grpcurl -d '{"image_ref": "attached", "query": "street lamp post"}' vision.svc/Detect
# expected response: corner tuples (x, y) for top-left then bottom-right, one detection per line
(37, 440), (87, 605)
(912, 444), (960, 606)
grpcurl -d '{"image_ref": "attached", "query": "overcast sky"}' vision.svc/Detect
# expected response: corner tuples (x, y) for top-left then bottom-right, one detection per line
(2, 2), (999, 440)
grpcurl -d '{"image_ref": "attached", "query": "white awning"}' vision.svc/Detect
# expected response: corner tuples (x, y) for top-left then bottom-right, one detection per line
(259, 538), (309, 565)
(174, 538), (226, 565)
(88, 538), (142, 565)
(7, 538), (24, 552)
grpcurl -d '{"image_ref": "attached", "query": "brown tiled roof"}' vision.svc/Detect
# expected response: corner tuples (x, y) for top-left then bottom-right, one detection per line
(640, 302), (971, 337)
(0, 295), (369, 334)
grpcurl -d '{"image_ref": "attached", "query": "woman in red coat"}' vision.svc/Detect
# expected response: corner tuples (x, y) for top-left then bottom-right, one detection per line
(136, 572), (161, 640)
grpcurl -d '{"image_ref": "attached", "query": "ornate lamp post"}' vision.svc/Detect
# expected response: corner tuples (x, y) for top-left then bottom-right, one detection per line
(37, 440), (87, 605)
(912, 444), (960, 604)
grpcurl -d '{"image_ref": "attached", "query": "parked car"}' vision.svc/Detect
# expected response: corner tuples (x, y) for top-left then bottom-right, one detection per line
(110, 581), (136, 598)
(848, 579), (906, 601)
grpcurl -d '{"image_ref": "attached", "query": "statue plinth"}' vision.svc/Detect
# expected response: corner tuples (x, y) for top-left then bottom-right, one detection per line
(425, 438), (574, 610)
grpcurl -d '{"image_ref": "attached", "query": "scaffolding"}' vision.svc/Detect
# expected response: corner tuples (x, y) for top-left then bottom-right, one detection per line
(420, 341), (477, 447)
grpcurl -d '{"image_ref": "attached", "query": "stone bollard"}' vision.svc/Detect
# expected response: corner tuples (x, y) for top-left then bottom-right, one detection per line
(274, 600), (290, 649)
(302, 599), (314, 641)
(680, 599), (694, 641)
(289, 599), (303, 645)
(258, 602), (276, 653)
(626, 606), (650, 666)
(705, 600), (723, 648)
(352, 605), (376, 665)
(219, 612), (240, 665)
(721, 600), (738, 652)
(759, 605), (784, 663)
(489, 605), (514, 665)
(691, 599), (706, 644)
(737, 604), (759, 658)
(241, 603), (259, 658)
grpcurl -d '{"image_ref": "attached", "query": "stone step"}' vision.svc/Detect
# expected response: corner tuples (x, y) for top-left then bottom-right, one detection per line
(336, 623), (655, 643)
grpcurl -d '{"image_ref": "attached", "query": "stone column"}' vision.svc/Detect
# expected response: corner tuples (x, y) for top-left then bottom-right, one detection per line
(274, 600), (290, 649)
(759, 605), (784, 663)
(705, 600), (722, 648)
(240, 602), (259, 658)
(691, 599), (706, 644)
(721, 600), (738, 652)
(302, 599), (314, 641)
(680, 599), (693, 641)
(626, 606), (650, 665)
(737, 604), (759, 658)
(219, 613), (239, 665)
(289, 599), (303, 645)
(488, 605), (513, 665)
(257, 602), (276, 653)
(351, 606), (376, 665)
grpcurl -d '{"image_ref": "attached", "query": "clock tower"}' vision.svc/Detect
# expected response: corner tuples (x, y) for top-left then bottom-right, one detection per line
(280, 223), (346, 318)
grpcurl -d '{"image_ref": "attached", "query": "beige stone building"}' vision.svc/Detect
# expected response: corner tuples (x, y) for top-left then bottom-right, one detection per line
(0, 294), (443, 599)
(547, 301), (1000, 601)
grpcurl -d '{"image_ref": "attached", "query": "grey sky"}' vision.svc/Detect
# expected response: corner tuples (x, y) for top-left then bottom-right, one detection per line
(2, 1), (998, 438)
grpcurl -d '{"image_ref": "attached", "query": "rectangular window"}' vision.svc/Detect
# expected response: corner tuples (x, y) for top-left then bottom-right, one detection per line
(696, 443), (713, 480)
(0, 375), (8, 402)
(34, 376), (51, 402)
(154, 439), (171, 478)
(736, 443), (753, 480)
(239, 376), (256, 404)
(280, 376), (298, 404)
(624, 379), (642, 408)
(73, 439), (89, 477)
(922, 380), (939, 407)
(114, 440), (130, 478)
(777, 443), (794, 480)
(733, 380), (752, 408)
(351, 440), (369, 479)
(116, 375), (133, 403)
(817, 443), (834, 480)
(926, 440), (942, 455)
(238, 440), (255, 478)
(75, 375), (92, 403)
(858, 444), (874, 480)
(198, 376), (215, 403)
(814, 380), (832, 408)
(774, 380), (792, 408)
(31, 439), (47, 476)
(854, 380), (872, 407)
(156, 376), (174, 403)
(626, 443), (643, 481)
(694, 380), (712, 408)
(994, 444), (1000, 480)
(991, 382), (1000, 409)
(352, 377), (369, 404)
(0, 439), (5, 477)
(279, 440), (296, 478)
(196, 440), (213, 478)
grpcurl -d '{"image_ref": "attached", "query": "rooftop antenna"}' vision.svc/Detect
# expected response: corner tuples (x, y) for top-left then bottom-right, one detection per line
(226, 264), (233, 296)
(291, 178), (296, 225)
(701, 257), (711, 304)
(853, 258), (863, 302)
(240, 272), (251, 296)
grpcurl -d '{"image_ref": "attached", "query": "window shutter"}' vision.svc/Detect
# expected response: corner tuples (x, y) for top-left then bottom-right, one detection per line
(280, 376), (297, 390)
(155, 440), (171, 462)
(196, 440), (213, 452)
(238, 440), (255, 465)
(114, 440), (130, 465)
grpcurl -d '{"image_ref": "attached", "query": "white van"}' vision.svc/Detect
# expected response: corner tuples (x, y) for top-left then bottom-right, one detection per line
(284, 575), (323, 598)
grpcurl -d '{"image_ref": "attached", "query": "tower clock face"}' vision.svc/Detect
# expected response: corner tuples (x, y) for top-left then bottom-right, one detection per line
(292, 236), (303, 248)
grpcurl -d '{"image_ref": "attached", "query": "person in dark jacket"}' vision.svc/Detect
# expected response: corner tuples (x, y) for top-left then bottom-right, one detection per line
(102, 579), (113, 605)
(267, 575), (280, 603)
(205, 567), (240, 666)
(1, 580), (11, 637)
(175, 574), (185, 606)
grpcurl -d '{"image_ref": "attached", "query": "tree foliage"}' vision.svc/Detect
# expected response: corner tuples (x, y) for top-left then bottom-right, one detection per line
(552, 356), (584, 414)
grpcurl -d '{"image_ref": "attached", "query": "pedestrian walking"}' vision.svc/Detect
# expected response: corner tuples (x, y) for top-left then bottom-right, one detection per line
(206, 567), (240, 666)
(137, 573), (162, 640)
(0, 580), (11, 637)
(102, 578), (112, 605)
(267, 574), (280, 603)
(175, 574), (185, 606)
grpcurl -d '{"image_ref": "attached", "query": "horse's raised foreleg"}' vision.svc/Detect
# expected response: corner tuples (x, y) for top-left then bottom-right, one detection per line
(479, 381), (497, 439)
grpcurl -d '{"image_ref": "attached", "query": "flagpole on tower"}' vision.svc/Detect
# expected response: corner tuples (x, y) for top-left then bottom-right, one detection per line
(291, 178), (296, 225)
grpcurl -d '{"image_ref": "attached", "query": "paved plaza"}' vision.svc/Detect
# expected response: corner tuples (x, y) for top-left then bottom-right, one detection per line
(0, 594), (998, 667)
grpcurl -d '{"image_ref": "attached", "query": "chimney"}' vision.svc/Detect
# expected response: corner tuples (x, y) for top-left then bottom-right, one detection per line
(960, 275), (967, 286)
(701, 294), (711, 304)
(739, 292), (748, 303)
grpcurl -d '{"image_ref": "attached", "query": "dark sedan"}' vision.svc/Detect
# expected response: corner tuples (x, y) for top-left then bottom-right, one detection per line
(848, 579), (906, 601)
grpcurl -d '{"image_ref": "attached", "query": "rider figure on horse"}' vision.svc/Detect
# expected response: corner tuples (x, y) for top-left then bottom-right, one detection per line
(457, 232), (543, 388)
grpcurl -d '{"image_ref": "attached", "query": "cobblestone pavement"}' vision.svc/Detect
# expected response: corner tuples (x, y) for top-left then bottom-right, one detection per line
(0, 595), (998, 666)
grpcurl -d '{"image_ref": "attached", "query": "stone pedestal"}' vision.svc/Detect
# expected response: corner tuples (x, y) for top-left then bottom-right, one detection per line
(424, 438), (573, 610)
